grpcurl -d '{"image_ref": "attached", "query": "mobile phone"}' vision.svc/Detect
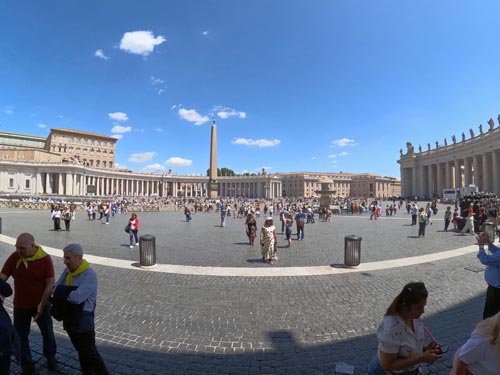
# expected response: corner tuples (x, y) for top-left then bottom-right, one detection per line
(439, 346), (451, 354)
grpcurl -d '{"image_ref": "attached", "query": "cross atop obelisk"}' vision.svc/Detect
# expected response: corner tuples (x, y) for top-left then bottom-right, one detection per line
(208, 117), (219, 198)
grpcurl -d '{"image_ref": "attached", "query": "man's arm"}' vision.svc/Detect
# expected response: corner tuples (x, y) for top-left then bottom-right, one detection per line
(34, 276), (55, 321)
(67, 271), (97, 305)
(0, 272), (8, 281)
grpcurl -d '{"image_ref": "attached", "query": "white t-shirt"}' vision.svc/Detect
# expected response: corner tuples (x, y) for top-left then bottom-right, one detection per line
(377, 315), (425, 373)
(459, 332), (499, 375)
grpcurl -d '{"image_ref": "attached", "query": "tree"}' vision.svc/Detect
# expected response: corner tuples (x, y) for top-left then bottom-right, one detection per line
(206, 167), (235, 176)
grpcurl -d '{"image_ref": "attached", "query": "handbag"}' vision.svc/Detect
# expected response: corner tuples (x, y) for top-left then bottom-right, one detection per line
(124, 224), (130, 233)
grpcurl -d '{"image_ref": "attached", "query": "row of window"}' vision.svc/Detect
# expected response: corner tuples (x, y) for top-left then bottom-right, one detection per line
(52, 136), (114, 149)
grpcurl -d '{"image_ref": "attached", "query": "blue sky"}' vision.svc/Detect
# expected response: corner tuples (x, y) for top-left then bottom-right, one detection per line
(1, 1), (500, 179)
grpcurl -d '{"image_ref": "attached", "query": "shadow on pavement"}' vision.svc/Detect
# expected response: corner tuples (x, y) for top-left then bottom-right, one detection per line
(9, 294), (484, 375)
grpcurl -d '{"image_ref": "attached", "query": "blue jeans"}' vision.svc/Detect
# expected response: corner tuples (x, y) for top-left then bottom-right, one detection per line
(129, 230), (138, 245)
(296, 226), (304, 240)
(14, 305), (56, 373)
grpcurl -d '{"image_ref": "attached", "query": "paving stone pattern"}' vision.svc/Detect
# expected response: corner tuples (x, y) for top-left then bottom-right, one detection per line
(0, 203), (488, 374)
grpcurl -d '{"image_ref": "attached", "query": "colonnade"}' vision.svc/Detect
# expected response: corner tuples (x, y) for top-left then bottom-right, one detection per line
(219, 180), (282, 198)
(398, 119), (500, 198)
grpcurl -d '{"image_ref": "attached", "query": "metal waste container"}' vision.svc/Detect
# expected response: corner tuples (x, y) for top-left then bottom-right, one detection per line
(344, 235), (362, 267)
(139, 235), (156, 268)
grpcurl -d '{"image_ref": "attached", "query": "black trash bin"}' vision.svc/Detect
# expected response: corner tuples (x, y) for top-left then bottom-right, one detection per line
(344, 235), (362, 267)
(139, 235), (156, 268)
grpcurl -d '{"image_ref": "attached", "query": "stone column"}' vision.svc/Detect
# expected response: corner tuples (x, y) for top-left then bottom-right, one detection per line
(436, 163), (442, 196)
(473, 155), (481, 187)
(58, 173), (64, 195)
(427, 165), (433, 198)
(36, 172), (43, 195)
(492, 150), (500, 195)
(411, 167), (418, 197)
(483, 153), (490, 192)
(454, 159), (461, 189)
(66, 173), (73, 196)
(464, 157), (472, 187)
(445, 161), (452, 189)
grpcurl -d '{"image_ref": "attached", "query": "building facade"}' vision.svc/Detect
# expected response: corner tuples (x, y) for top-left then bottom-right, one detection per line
(398, 116), (500, 198)
(0, 128), (400, 199)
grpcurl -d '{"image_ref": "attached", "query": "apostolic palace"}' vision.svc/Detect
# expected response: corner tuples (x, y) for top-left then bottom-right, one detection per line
(0, 128), (400, 199)
(398, 115), (500, 199)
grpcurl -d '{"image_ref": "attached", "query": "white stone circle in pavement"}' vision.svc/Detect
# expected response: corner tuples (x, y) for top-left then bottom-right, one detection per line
(0, 233), (477, 277)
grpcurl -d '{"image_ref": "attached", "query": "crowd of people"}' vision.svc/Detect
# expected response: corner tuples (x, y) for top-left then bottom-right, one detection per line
(1, 194), (499, 373)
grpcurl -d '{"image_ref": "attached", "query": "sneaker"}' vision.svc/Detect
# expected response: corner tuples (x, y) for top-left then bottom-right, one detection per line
(136, 242), (139, 246)
(129, 245), (134, 249)
(47, 357), (60, 372)
(105, 222), (109, 225)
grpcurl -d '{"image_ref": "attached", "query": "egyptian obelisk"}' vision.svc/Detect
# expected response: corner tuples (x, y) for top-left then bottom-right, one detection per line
(208, 118), (218, 198)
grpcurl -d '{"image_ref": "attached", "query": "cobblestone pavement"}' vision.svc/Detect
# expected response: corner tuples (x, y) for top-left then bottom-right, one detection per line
(0, 203), (488, 374)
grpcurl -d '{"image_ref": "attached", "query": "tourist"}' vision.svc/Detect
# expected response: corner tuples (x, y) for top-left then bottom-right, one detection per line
(460, 215), (475, 235)
(367, 282), (442, 375)
(245, 213), (257, 245)
(0, 233), (59, 374)
(285, 213), (293, 247)
(220, 202), (228, 227)
(51, 206), (62, 231)
(449, 311), (500, 375)
(104, 204), (110, 224)
(410, 203), (418, 226)
(0, 278), (14, 374)
(260, 217), (277, 263)
(62, 206), (72, 231)
(128, 213), (139, 249)
(86, 205), (94, 221)
(444, 206), (452, 232)
(52, 243), (109, 374)
(453, 208), (459, 231)
(476, 232), (500, 319)
(295, 208), (306, 241)
(426, 203), (433, 225)
(184, 206), (192, 222)
(418, 207), (427, 237)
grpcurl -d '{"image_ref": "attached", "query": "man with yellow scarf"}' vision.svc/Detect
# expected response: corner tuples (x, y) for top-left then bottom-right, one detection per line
(53, 243), (108, 374)
(0, 232), (58, 375)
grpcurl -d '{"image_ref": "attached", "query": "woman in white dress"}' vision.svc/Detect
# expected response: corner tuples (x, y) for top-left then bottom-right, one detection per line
(260, 217), (277, 264)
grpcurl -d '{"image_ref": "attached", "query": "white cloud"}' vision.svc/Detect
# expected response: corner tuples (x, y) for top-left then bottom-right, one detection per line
(4, 107), (13, 115)
(141, 163), (167, 173)
(120, 31), (166, 56)
(202, 31), (208, 36)
(37, 123), (47, 128)
(170, 104), (182, 110)
(94, 49), (110, 61)
(328, 151), (349, 158)
(128, 152), (157, 163)
(111, 125), (132, 134)
(311, 156), (317, 160)
(157, 89), (164, 95)
(165, 157), (192, 167)
(154, 128), (163, 132)
(150, 76), (164, 85)
(232, 138), (280, 147)
(331, 138), (356, 147)
(108, 112), (128, 122)
(178, 108), (209, 125)
(215, 107), (247, 119)
(111, 134), (123, 140)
